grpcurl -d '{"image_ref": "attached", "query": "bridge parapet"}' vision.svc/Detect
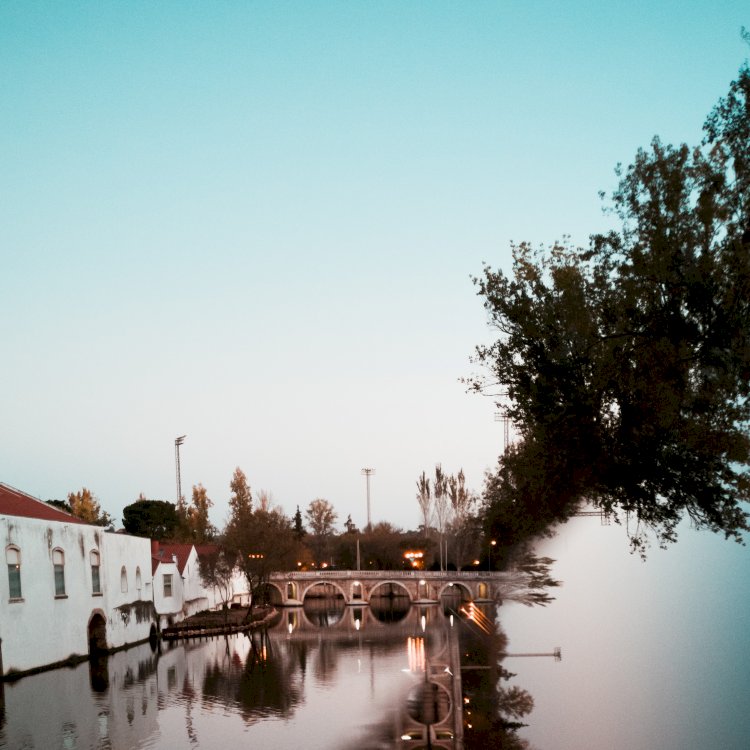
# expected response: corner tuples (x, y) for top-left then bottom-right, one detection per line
(267, 570), (506, 607)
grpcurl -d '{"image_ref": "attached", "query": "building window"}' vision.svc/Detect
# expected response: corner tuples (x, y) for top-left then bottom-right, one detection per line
(53, 548), (66, 597)
(136, 566), (142, 591)
(163, 573), (173, 598)
(6, 546), (21, 600)
(91, 550), (101, 594)
(120, 566), (128, 593)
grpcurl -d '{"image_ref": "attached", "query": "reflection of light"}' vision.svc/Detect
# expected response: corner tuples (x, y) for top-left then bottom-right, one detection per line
(401, 735), (412, 741)
(449, 614), (454, 627)
(407, 637), (425, 672)
(421, 615), (426, 632)
(355, 618), (361, 631)
(288, 623), (294, 634)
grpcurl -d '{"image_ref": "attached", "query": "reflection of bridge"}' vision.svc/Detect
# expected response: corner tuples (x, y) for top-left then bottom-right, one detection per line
(267, 600), (475, 641)
(266, 570), (512, 606)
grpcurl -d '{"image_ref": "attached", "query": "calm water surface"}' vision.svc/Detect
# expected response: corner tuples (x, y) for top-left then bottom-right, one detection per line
(0, 597), (499, 750)
(502, 517), (750, 750)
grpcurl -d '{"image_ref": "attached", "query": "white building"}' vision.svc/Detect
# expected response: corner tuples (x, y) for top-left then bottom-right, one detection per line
(151, 542), (250, 629)
(0, 483), (157, 678)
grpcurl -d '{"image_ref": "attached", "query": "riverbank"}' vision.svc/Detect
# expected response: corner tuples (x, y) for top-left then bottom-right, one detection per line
(161, 605), (277, 640)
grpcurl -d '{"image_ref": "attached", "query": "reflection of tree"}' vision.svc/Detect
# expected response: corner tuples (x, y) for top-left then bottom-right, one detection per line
(496, 552), (560, 607)
(458, 606), (536, 750)
(201, 629), (303, 723)
(312, 638), (339, 685)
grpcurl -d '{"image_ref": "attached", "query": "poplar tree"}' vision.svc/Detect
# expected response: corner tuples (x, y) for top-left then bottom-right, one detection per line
(188, 483), (216, 543)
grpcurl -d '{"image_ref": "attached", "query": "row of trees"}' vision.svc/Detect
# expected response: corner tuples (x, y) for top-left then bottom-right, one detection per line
(117, 467), (477, 610)
(472, 60), (750, 556)
(416, 465), (481, 570)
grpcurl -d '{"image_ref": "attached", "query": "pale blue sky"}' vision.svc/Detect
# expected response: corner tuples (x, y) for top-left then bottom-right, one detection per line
(1, 2), (747, 530)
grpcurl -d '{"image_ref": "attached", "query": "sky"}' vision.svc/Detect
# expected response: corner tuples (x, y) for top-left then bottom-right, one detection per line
(1, 1), (747, 532)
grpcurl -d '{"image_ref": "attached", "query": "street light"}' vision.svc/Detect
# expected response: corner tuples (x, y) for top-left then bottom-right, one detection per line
(488, 540), (497, 571)
(361, 468), (375, 530)
(174, 435), (186, 506)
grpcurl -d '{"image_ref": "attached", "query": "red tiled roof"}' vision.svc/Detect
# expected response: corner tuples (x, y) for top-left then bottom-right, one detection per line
(0, 483), (88, 525)
(152, 542), (196, 575)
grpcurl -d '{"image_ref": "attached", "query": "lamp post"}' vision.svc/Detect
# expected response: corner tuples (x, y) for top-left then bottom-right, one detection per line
(175, 435), (186, 506)
(361, 467), (375, 530)
(488, 539), (497, 571)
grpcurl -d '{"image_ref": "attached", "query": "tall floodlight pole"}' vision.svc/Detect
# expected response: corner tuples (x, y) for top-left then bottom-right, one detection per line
(361, 467), (375, 530)
(175, 435), (186, 506)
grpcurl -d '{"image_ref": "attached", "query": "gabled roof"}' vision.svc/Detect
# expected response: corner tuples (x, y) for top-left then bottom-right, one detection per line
(0, 483), (88, 525)
(151, 542), (197, 575)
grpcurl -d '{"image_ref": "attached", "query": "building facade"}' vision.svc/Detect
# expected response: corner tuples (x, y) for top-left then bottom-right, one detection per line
(1, 483), (157, 678)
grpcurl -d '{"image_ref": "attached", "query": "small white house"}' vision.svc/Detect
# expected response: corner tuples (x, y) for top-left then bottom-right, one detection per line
(151, 542), (204, 629)
(0, 482), (157, 678)
(151, 542), (250, 628)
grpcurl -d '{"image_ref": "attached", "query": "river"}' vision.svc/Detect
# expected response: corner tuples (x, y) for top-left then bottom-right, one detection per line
(0, 595), (510, 750)
(502, 516), (750, 749)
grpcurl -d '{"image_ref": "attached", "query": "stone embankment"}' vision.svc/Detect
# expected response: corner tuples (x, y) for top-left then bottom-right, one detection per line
(161, 606), (277, 641)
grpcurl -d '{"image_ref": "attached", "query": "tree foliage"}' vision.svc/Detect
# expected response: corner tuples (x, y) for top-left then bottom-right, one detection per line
(187, 483), (217, 543)
(473, 64), (750, 553)
(66, 487), (113, 528)
(122, 498), (180, 539)
(224, 507), (301, 608)
(229, 466), (253, 523)
(416, 471), (432, 536)
(305, 498), (338, 537)
(197, 545), (236, 623)
(305, 498), (338, 565)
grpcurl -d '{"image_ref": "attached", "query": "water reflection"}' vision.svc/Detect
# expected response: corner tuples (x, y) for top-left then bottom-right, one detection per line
(0, 600), (539, 750)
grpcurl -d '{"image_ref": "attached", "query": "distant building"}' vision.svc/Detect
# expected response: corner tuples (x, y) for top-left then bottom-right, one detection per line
(0, 482), (157, 678)
(151, 541), (249, 629)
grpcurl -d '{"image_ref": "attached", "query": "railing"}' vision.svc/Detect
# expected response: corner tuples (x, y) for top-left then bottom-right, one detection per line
(272, 570), (510, 580)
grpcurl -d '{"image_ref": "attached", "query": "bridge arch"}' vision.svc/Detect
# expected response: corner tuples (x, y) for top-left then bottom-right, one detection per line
(369, 579), (412, 601)
(300, 580), (348, 604)
(437, 581), (472, 600)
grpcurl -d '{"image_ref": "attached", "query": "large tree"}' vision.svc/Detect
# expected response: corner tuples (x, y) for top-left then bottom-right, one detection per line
(305, 498), (338, 566)
(473, 64), (750, 553)
(122, 498), (180, 539)
(224, 507), (300, 609)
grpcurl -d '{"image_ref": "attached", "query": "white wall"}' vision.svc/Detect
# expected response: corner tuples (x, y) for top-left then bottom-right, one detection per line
(0, 515), (157, 676)
(100, 530), (156, 648)
(152, 559), (182, 628)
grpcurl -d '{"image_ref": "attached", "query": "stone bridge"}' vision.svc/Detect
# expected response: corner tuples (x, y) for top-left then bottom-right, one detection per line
(266, 570), (509, 607)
